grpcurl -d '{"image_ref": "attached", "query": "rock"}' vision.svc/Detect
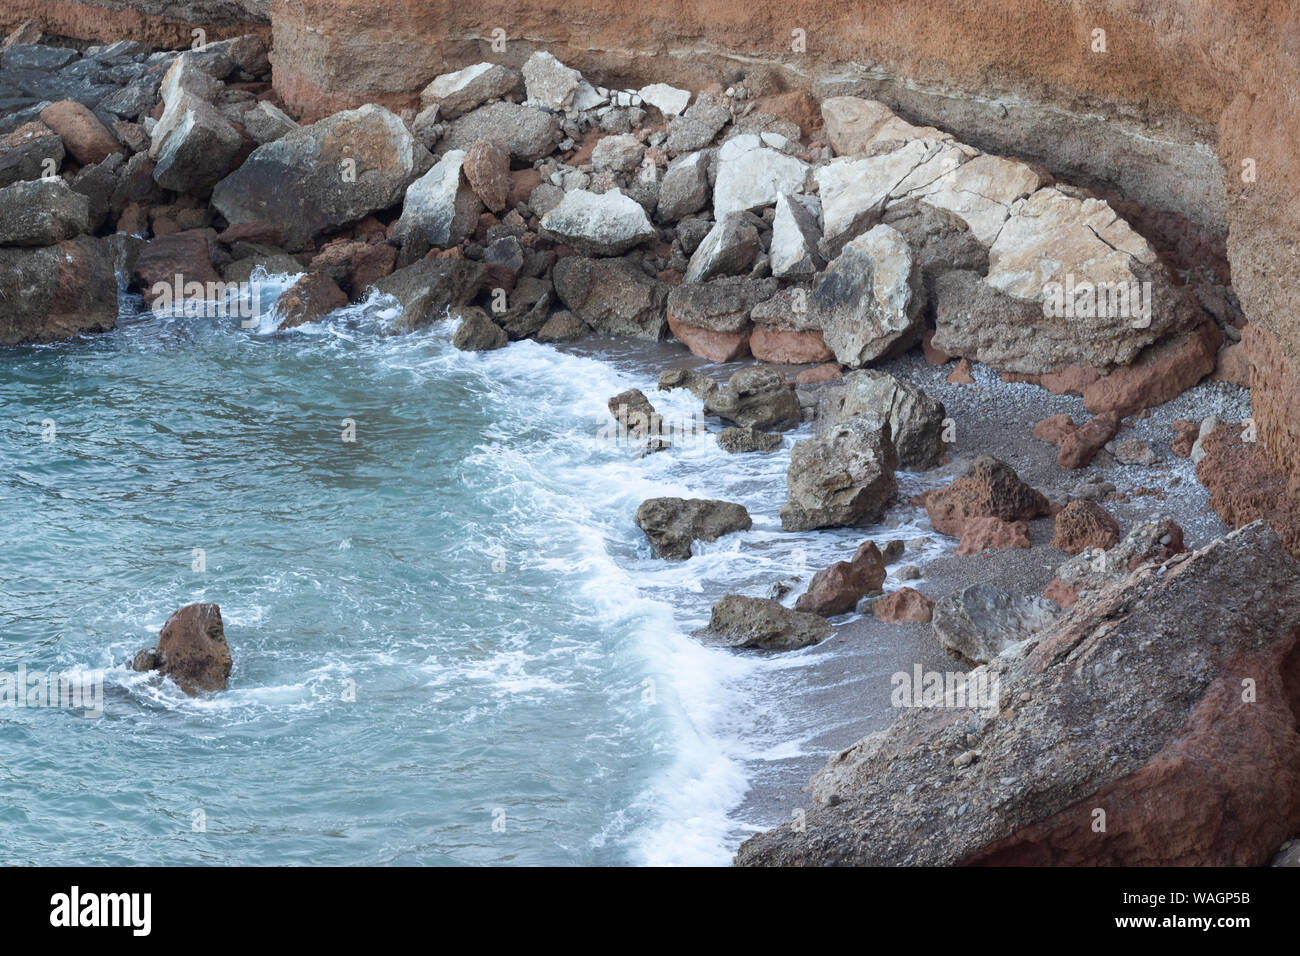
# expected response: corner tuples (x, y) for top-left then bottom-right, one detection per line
(158, 51), (223, 105)
(813, 224), (921, 367)
(1051, 499), (1121, 554)
(683, 211), (760, 283)
(946, 358), (975, 384)
(717, 425), (781, 454)
(148, 90), (243, 196)
(1112, 437), (1156, 466)
(665, 98), (730, 153)
(667, 313), (750, 362)
(442, 101), (559, 163)
(912, 153), (1044, 247)
(420, 63), (520, 119)
(1196, 423), (1300, 557)
(0, 236), (119, 344)
(1170, 419), (1200, 458)
(1046, 518), (1187, 607)
(1213, 339), (1252, 387)
(1032, 413), (1077, 445)
(955, 517), (1032, 556)
(894, 564), (922, 581)
(274, 271), (348, 330)
(820, 96), (949, 156)
(795, 363), (844, 386)
(749, 324), (834, 364)
(656, 150), (710, 222)
(737, 522), (1300, 866)
(795, 554), (885, 617)
(815, 139), (939, 254)
(133, 231), (221, 290)
(1189, 415), (1220, 465)
(770, 191), (824, 277)
(0, 177), (89, 245)
(537, 310), (587, 343)
(1272, 840), (1300, 867)
(638, 83), (691, 117)
(872, 587), (935, 623)
(781, 415), (900, 531)
(522, 51), (582, 111)
(213, 105), (433, 250)
(2, 21), (42, 51)
(694, 594), (833, 651)
(131, 603), (232, 695)
(666, 276), (774, 335)
(634, 497), (752, 560)
(591, 133), (643, 174)
(932, 268), (1048, 370)
(712, 133), (810, 217)
(925, 455), (1050, 537)
(1081, 321), (1222, 415)
(0, 121), (64, 187)
(447, 306), (504, 350)
(932, 583), (1060, 664)
(391, 149), (482, 251)
(816, 369), (947, 470)
(38, 99), (121, 166)
(704, 366), (800, 431)
(658, 367), (716, 400)
(539, 188), (656, 256)
(372, 257), (487, 331)
(607, 388), (664, 444)
(1058, 410), (1122, 469)
(241, 101), (298, 145)
(552, 256), (667, 341)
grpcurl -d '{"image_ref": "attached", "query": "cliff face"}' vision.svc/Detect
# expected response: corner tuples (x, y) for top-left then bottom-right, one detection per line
(9, 0), (1300, 489)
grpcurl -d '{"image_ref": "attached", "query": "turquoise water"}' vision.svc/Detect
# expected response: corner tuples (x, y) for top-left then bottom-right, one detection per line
(0, 284), (936, 865)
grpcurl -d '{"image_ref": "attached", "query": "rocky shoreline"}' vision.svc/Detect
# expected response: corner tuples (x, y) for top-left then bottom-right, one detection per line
(3, 22), (1297, 866)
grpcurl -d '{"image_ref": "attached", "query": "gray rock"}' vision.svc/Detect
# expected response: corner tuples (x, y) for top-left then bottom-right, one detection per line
(241, 100), (297, 144)
(158, 51), (223, 105)
(656, 149), (710, 222)
(675, 217), (713, 255)
(522, 51), (582, 111)
(694, 594), (833, 650)
(931, 584), (1060, 665)
(149, 90), (242, 195)
(770, 191), (824, 277)
(536, 310), (588, 343)
(420, 62), (521, 119)
(666, 276), (778, 332)
(539, 188), (657, 256)
(816, 369), (947, 469)
(552, 256), (668, 340)
(0, 177), (89, 245)
(717, 426), (782, 454)
(452, 307), (507, 351)
(635, 497), (752, 560)
(666, 98), (731, 153)
(712, 133), (809, 217)
(781, 414), (899, 531)
(704, 366), (800, 431)
(658, 367), (716, 399)
(591, 133), (643, 174)
(391, 149), (483, 251)
(442, 101), (559, 163)
(0, 121), (63, 187)
(1, 45), (77, 72)
(372, 257), (488, 331)
(684, 211), (760, 282)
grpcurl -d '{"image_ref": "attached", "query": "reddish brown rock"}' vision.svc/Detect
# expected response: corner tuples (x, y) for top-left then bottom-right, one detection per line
(945, 357), (975, 385)
(851, 540), (887, 582)
(218, 221), (285, 247)
(463, 137), (511, 213)
(1051, 499), (1121, 554)
(1081, 322), (1221, 416)
(1057, 410), (1121, 469)
(310, 238), (397, 295)
(872, 587), (934, 623)
(921, 328), (949, 365)
(509, 167), (543, 207)
(1196, 423), (1300, 556)
(131, 603), (232, 695)
(1212, 339), (1252, 387)
(1031, 413), (1077, 445)
(796, 543), (887, 617)
(1043, 577), (1080, 608)
(667, 313), (751, 362)
(955, 517), (1031, 556)
(39, 100), (123, 166)
(795, 363), (843, 386)
(132, 232), (221, 290)
(274, 271), (349, 329)
(749, 324), (834, 364)
(925, 456), (1050, 537)
(1171, 419), (1199, 458)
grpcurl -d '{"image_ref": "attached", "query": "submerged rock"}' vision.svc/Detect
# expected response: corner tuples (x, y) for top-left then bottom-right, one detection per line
(695, 594), (832, 651)
(452, 307), (507, 351)
(634, 497), (751, 560)
(717, 426), (781, 454)
(132, 603), (232, 695)
(704, 366), (800, 432)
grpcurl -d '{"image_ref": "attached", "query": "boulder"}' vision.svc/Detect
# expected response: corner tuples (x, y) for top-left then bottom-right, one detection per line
(1081, 321), (1222, 415)
(537, 310), (588, 343)
(0, 121), (64, 187)
(634, 497), (752, 560)
(1051, 499), (1121, 554)
(131, 603), (232, 695)
(441, 101), (559, 163)
(1195, 423), (1300, 558)
(552, 256), (668, 341)
(158, 51), (223, 105)
(0, 177), (89, 245)
(133, 232), (220, 290)
(420, 63), (521, 119)
(954, 517), (1032, 556)
(667, 314), (749, 362)
(656, 150), (710, 222)
(816, 369), (946, 469)
(1032, 413), (1077, 445)
(815, 139), (937, 254)
(539, 189), (656, 256)
(1046, 518), (1186, 607)
(638, 83), (691, 117)
(0, 236), (119, 344)
(1057, 410), (1121, 469)
(522, 51), (582, 111)
(770, 191), (824, 277)
(665, 98), (731, 153)
(796, 547), (887, 617)
(717, 426), (781, 454)
(666, 276), (775, 335)
(924, 455), (1050, 537)
(212, 105), (433, 250)
(683, 211), (760, 282)
(241, 101), (298, 145)
(274, 271), (348, 330)
(391, 149), (482, 251)
(591, 134), (643, 174)
(812, 224), (922, 367)
(149, 91), (242, 195)
(463, 138), (511, 212)
(872, 587), (935, 623)
(712, 133), (810, 217)
(658, 367), (717, 400)
(750, 325), (834, 364)
(932, 583), (1060, 665)
(38, 99), (121, 166)
(694, 594), (833, 651)
(452, 307), (507, 351)
(608, 388), (664, 443)
(704, 366), (800, 431)
(372, 257), (487, 331)
(781, 415), (899, 531)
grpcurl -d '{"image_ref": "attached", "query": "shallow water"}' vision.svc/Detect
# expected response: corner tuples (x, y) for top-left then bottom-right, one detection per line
(0, 282), (945, 865)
